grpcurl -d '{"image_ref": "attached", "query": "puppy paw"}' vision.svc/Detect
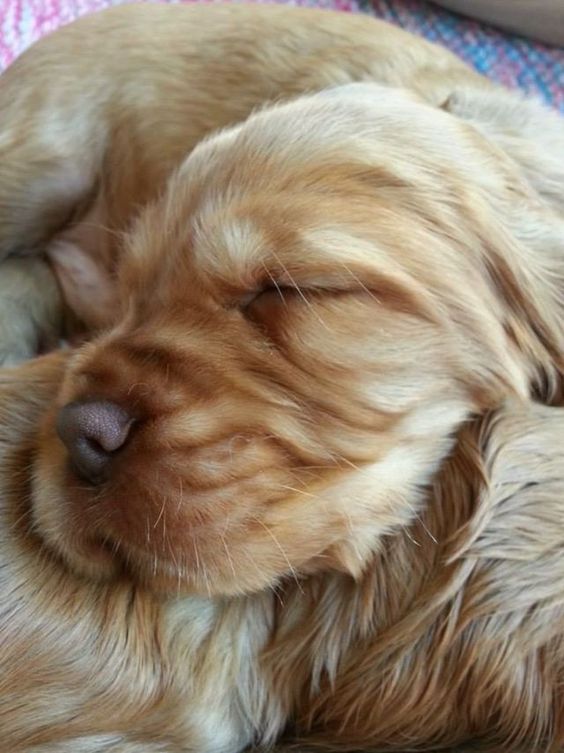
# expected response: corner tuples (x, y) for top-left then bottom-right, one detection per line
(0, 257), (64, 366)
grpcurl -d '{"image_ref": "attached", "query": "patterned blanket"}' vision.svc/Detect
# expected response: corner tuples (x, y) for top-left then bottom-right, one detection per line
(1, 0), (563, 112)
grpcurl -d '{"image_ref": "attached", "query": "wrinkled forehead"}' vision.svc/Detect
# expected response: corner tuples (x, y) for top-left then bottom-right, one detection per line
(189, 202), (406, 298)
(124, 84), (468, 299)
(179, 90), (444, 266)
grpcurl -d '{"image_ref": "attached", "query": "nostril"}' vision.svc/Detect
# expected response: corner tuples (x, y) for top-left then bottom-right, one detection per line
(56, 400), (134, 484)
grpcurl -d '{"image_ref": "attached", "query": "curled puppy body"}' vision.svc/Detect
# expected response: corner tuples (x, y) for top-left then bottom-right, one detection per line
(1, 6), (564, 750)
(1, 355), (563, 751)
(8, 82), (564, 751)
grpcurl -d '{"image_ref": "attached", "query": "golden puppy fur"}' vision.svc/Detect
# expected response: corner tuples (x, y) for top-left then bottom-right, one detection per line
(1, 4), (564, 751)
(2, 355), (564, 751)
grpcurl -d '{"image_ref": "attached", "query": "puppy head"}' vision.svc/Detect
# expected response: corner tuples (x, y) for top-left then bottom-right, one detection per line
(32, 85), (535, 596)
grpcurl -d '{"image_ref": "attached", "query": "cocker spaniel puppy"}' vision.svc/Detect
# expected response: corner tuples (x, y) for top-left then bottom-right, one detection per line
(29, 83), (564, 597)
(0, 4), (563, 751)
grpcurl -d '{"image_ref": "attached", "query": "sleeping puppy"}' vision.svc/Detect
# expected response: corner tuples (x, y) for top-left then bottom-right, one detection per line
(1, 4), (564, 750)
(2, 354), (563, 751)
(28, 80), (564, 597)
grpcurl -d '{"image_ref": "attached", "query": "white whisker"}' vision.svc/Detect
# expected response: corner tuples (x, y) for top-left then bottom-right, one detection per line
(263, 265), (288, 307)
(220, 534), (237, 580)
(270, 250), (330, 331)
(153, 497), (166, 530)
(341, 263), (382, 304)
(176, 477), (185, 514)
(251, 516), (304, 595)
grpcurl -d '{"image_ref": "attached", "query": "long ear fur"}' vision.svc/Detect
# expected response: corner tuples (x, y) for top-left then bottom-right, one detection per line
(443, 87), (564, 402)
(263, 400), (564, 752)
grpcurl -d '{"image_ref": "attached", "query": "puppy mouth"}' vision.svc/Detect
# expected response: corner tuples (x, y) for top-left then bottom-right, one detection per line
(37, 524), (127, 585)
(32, 437), (300, 595)
(47, 504), (258, 597)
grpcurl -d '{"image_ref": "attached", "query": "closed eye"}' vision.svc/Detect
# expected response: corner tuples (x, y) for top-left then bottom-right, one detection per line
(240, 283), (301, 311)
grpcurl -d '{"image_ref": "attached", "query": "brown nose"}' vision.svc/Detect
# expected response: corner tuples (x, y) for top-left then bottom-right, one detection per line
(56, 400), (133, 484)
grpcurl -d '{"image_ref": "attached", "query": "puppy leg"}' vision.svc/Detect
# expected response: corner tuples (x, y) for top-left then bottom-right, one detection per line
(0, 43), (106, 261)
(0, 34), (109, 357)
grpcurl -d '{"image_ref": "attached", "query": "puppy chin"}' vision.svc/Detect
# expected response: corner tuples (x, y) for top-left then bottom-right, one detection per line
(129, 548), (270, 598)
(31, 475), (119, 584)
(30, 477), (288, 598)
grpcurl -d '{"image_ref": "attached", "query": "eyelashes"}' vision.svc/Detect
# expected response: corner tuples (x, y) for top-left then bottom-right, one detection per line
(240, 284), (300, 311)
(237, 271), (380, 320)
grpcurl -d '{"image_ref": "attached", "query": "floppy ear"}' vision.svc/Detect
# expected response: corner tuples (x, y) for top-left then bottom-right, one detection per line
(442, 86), (564, 215)
(267, 401), (564, 749)
(47, 239), (119, 332)
(443, 86), (564, 402)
